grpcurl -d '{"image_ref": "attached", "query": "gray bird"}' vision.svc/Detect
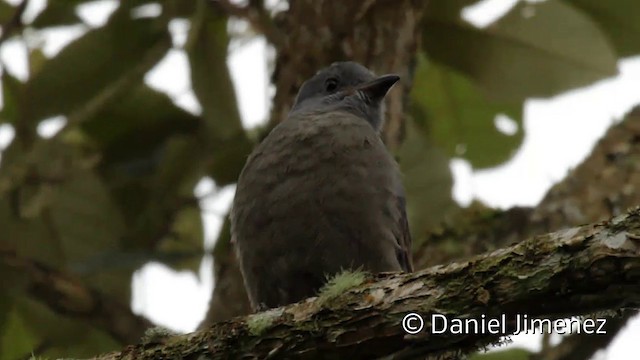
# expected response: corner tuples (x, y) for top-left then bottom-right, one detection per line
(231, 61), (413, 311)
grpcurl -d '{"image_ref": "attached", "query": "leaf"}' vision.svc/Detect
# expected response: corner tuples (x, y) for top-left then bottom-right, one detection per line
(79, 85), (207, 271)
(206, 132), (255, 186)
(186, 0), (254, 186)
(423, 0), (618, 101)
(28, 47), (48, 78)
(11, 298), (120, 357)
(50, 170), (130, 296)
(31, 2), (83, 28)
(146, 135), (206, 271)
(397, 120), (457, 241)
(470, 348), (532, 360)
(156, 204), (205, 271)
(564, 0), (640, 57)
(0, 69), (23, 124)
(0, 302), (38, 360)
(186, 0), (244, 138)
(81, 85), (200, 165)
(24, 9), (170, 124)
(0, 140), (79, 267)
(0, 2), (15, 24)
(0, 138), (130, 299)
(411, 54), (524, 169)
(81, 85), (205, 269)
(0, 197), (60, 268)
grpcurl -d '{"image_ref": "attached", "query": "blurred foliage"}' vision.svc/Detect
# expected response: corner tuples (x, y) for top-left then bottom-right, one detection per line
(411, 55), (523, 168)
(470, 347), (532, 360)
(0, 0), (638, 358)
(423, 0), (618, 102)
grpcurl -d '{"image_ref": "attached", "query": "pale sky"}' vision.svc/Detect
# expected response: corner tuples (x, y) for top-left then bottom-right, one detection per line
(0, 0), (639, 358)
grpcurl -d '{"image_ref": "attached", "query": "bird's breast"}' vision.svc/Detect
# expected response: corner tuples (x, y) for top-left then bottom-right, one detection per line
(233, 113), (398, 232)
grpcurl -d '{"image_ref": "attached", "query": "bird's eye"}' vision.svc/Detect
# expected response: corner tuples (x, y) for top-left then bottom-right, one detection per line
(325, 78), (338, 93)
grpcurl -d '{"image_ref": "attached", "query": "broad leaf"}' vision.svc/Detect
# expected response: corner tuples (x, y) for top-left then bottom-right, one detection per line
(0, 302), (38, 360)
(411, 55), (523, 169)
(0, 2), (14, 25)
(397, 120), (457, 241)
(0, 136), (132, 295)
(31, 2), (83, 28)
(565, 0), (640, 57)
(186, 0), (254, 186)
(81, 85), (199, 164)
(470, 348), (532, 360)
(423, 0), (618, 101)
(24, 9), (170, 125)
(0, 69), (22, 124)
(10, 298), (120, 358)
(81, 85), (205, 271)
(187, 0), (243, 138)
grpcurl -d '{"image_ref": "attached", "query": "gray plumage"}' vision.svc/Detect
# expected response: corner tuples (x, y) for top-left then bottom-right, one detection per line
(231, 61), (413, 311)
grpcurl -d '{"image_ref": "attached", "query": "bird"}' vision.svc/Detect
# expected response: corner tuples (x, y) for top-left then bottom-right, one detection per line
(231, 61), (413, 311)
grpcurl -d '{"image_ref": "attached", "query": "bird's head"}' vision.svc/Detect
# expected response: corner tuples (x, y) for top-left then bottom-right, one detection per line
(291, 62), (400, 131)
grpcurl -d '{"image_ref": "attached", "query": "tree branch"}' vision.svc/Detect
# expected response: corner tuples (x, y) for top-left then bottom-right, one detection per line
(1, 251), (154, 344)
(100, 207), (640, 359)
(412, 106), (640, 356)
(417, 106), (640, 269)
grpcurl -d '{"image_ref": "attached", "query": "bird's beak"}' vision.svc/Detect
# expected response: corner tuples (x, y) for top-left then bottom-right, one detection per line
(356, 74), (400, 103)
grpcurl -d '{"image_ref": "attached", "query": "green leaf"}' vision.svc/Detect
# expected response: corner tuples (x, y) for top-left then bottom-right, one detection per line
(28, 47), (48, 78)
(0, 138), (131, 299)
(423, 0), (618, 101)
(470, 348), (532, 360)
(31, 2), (83, 28)
(81, 85), (199, 164)
(0, 140), (81, 267)
(206, 131), (255, 186)
(50, 170), (130, 297)
(186, 0), (244, 138)
(0, 2), (15, 25)
(0, 302), (38, 360)
(156, 204), (205, 271)
(397, 120), (457, 241)
(0, 69), (23, 124)
(411, 55), (524, 169)
(24, 11), (170, 125)
(564, 0), (640, 57)
(13, 298), (120, 357)
(146, 135), (206, 271)
(79, 85), (207, 271)
(185, 0), (253, 186)
(0, 197), (60, 268)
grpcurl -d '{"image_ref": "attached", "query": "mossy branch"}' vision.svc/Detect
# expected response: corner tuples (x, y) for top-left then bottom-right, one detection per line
(98, 207), (640, 359)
